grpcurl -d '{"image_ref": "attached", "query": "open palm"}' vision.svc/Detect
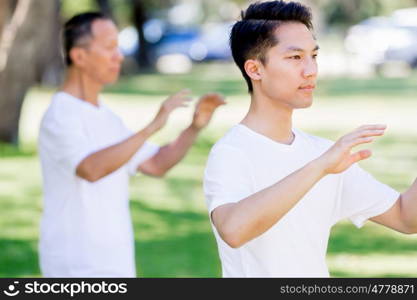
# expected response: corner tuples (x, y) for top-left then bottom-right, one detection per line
(192, 93), (226, 130)
(318, 125), (386, 175)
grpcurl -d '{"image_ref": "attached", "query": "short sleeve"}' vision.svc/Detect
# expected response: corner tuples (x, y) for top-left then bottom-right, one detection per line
(203, 145), (255, 217)
(126, 141), (160, 176)
(39, 114), (93, 175)
(337, 164), (399, 228)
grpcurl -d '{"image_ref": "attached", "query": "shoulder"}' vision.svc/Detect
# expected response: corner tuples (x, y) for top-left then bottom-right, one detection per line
(40, 92), (85, 135)
(206, 127), (252, 171)
(209, 126), (249, 157)
(42, 92), (81, 121)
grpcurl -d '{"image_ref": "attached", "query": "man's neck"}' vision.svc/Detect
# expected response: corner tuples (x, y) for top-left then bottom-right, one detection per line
(61, 68), (102, 107)
(241, 91), (294, 145)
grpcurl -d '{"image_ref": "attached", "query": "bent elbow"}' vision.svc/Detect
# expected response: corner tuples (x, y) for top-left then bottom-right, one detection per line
(153, 165), (172, 177)
(76, 164), (102, 183)
(83, 173), (101, 183)
(225, 237), (244, 249)
(141, 165), (168, 178)
(405, 225), (417, 235)
(219, 227), (246, 249)
(152, 169), (167, 178)
(78, 171), (101, 182)
(143, 169), (166, 178)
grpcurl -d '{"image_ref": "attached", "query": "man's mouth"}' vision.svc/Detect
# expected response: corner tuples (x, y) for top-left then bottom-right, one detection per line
(299, 84), (315, 91)
(110, 66), (121, 73)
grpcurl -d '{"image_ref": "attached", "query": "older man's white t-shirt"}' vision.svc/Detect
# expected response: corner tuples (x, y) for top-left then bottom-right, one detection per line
(204, 124), (399, 277)
(38, 92), (159, 277)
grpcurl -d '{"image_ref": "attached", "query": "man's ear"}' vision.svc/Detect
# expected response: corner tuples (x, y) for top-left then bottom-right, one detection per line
(244, 59), (262, 81)
(69, 47), (87, 67)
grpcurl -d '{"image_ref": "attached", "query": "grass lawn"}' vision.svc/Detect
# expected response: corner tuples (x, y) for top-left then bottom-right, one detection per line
(1, 63), (417, 277)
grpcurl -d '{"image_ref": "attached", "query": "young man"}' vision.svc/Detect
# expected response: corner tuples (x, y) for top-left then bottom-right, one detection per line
(204, 1), (417, 277)
(38, 12), (224, 277)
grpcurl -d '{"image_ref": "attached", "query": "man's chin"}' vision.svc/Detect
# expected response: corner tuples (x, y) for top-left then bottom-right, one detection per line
(294, 97), (313, 109)
(103, 76), (119, 86)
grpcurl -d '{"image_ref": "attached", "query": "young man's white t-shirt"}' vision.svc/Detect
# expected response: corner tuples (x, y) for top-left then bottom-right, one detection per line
(38, 92), (159, 277)
(204, 124), (399, 277)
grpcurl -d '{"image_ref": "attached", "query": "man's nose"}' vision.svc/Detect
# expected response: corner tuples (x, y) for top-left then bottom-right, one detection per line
(115, 48), (124, 63)
(303, 57), (317, 78)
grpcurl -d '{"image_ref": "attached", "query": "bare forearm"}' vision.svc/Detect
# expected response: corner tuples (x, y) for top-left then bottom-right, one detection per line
(151, 125), (200, 174)
(76, 126), (154, 181)
(400, 178), (417, 231)
(215, 159), (326, 248)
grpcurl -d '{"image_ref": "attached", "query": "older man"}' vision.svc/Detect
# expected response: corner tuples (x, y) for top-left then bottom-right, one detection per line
(38, 12), (224, 277)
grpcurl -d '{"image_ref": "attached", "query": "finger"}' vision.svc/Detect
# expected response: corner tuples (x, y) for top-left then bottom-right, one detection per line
(211, 93), (226, 102)
(213, 96), (226, 106)
(216, 95), (226, 104)
(170, 103), (189, 110)
(355, 124), (387, 131)
(176, 88), (191, 95)
(168, 100), (191, 111)
(200, 92), (220, 98)
(351, 129), (385, 139)
(343, 128), (385, 142)
(199, 93), (225, 104)
(169, 89), (191, 100)
(172, 98), (193, 107)
(176, 97), (193, 103)
(175, 101), (191, 107)
(349, 149), (372, 164)
(197, 98), (226, 111)
(346, 136), (375, 148)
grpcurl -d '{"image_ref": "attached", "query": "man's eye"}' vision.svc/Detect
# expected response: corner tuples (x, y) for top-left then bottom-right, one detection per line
(289, 55), (301, 59)
(312, 54), (318, 59)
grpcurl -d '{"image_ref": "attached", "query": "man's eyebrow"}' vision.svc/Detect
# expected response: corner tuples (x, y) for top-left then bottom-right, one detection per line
(284, 45), (320, 52)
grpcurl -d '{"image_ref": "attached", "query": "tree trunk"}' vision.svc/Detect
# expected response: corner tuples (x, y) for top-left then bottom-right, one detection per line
(0, 0), (59, 144)
(40, 1), (64, 87)
(132, 0), (153, 70)
(0, 0), (15, 40)
(96, 0), (114, 20)
(0, 1), (8, 38)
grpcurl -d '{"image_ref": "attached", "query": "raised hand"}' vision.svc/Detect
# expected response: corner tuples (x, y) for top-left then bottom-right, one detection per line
(191, 93), (226, 130)
(316, 124), (386, 175)
(148, 89), (192, 132)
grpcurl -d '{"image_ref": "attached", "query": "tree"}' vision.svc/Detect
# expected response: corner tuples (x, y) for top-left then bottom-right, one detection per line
(131, 0), (152, 69)
(0, 0), (60, 144)
(96, 0), (114, 19)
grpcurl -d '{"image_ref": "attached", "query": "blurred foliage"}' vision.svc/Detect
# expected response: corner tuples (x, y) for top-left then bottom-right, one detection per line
(103, 62), (417, 99)
(317, 0), (417, 28)
(59, 0), (417, 28)
(60, 0), (99, 20)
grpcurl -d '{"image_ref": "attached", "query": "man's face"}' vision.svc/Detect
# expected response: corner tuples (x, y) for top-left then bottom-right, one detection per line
(80, 19), (124, 85)
(256, 22), (318, 109)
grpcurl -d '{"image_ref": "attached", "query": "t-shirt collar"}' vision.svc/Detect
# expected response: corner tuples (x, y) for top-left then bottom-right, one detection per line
(57, 91), (104, 111)
(236, 123), (299, 150)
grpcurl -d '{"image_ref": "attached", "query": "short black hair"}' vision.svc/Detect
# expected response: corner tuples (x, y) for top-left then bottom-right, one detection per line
(230, 1), (313, 93)
(63, 12), (111, 66)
